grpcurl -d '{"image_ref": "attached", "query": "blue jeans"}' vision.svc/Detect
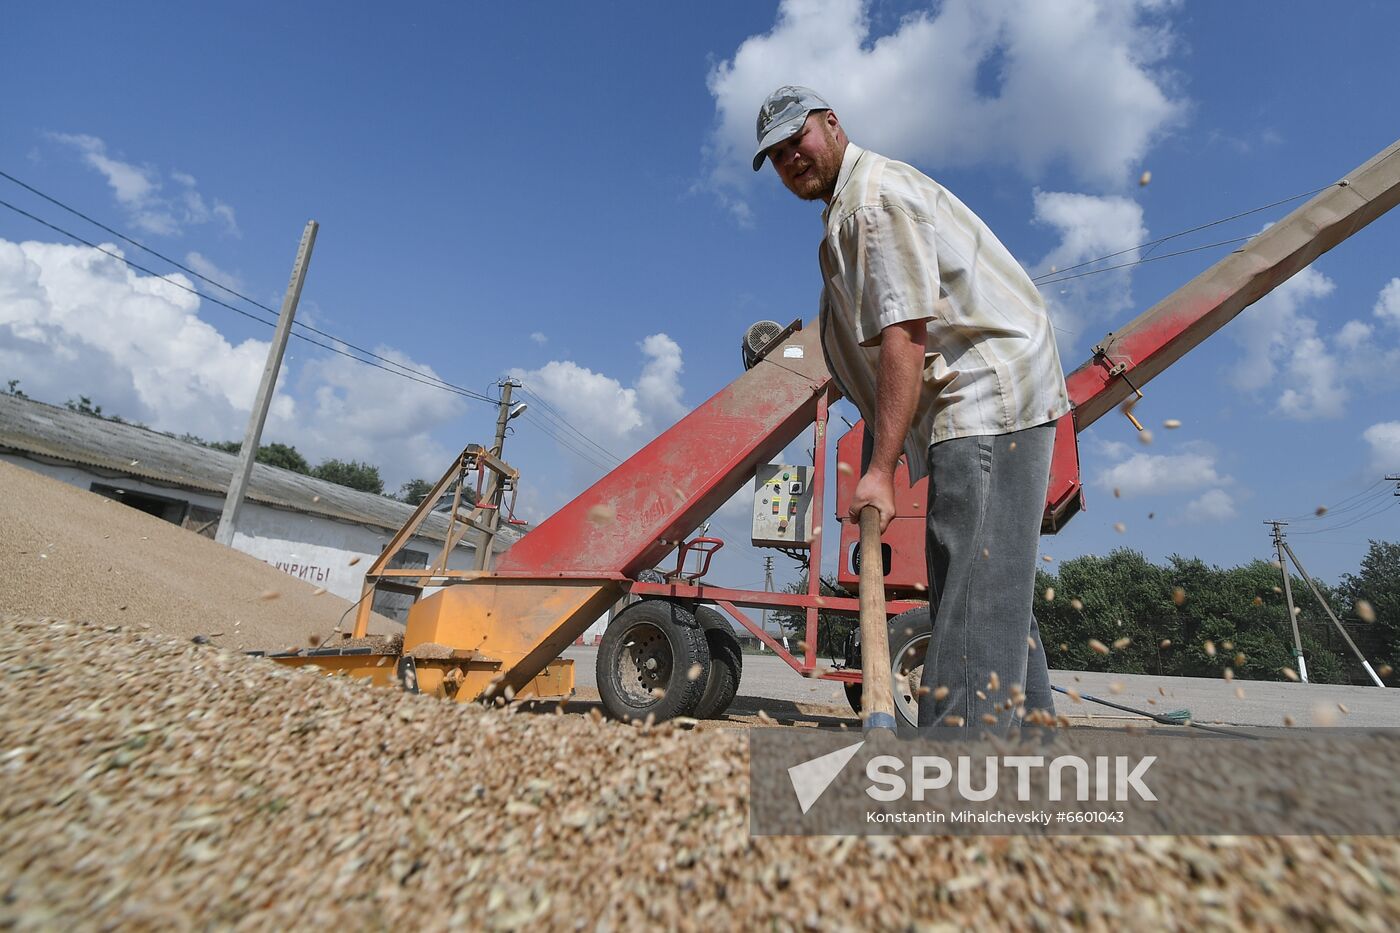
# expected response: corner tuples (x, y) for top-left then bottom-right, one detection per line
(917, 423), (1056, 732)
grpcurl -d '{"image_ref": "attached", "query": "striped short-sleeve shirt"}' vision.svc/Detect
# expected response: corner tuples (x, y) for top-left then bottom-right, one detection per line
(817, 144), (1070, 483)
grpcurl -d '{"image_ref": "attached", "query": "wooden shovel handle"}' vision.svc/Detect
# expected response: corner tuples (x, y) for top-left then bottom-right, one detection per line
(858, 506), (896, 731)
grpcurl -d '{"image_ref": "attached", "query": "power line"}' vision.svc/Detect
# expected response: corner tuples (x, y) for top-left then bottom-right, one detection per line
(0, 196), (504, 407)
(1282, 483), (1390, 524)
(1030, 182), (1335, 286)
(1033, 234), (1258, 287)
(0, 171), (499, 406)
(1292, 497), (1400, 536)
(1281, 479), (1387, 521)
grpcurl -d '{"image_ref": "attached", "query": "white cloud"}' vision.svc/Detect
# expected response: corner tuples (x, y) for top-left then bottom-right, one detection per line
(1095, 449), (1230, 497)
(705, 0), (1185, 199)
(49, 133), (239, 238)
(1231, 264), (1334, 392)
(1336, 319), (1373, 351)
(1230, 269), (1400, 420)
(1374, 277), (1400, 328)
(1363, 421), (1400, 474)
(529, 331), (548, 345)
(184, 251), (246, 299)
(0, 236), (465, 487)
(1032, 190), (1147, 350)
(1180, 488), (1237, 524)
(506, 334), (688, 458)
(290, 347), (465, 483)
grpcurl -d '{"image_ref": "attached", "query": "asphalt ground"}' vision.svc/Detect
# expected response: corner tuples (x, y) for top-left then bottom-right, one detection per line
(562, 645), (1397, 730)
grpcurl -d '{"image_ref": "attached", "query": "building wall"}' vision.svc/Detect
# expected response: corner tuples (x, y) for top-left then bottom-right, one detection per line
(2, 454), (476, 618)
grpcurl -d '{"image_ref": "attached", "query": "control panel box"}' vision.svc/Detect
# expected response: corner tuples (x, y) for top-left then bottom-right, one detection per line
(751, 463), (814, 548)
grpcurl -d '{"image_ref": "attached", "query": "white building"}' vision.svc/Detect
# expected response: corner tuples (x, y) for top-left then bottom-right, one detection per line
(0, 394), (524, 623)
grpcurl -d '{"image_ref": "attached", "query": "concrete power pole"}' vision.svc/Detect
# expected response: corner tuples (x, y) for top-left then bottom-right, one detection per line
(474, 380), (520, 570)
(1267, 521), (1308, 683)
(216, 221), (318, 547)
(761, 555), (775, 649)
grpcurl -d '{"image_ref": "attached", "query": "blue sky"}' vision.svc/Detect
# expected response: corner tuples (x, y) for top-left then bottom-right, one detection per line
(2, 1), (1397, 591)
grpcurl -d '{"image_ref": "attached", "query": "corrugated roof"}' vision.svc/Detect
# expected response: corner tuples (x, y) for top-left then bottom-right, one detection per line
(0, 394), (524, 550)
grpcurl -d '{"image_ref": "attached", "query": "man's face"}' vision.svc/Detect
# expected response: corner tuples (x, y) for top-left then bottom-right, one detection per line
(767, 111), (845, 202)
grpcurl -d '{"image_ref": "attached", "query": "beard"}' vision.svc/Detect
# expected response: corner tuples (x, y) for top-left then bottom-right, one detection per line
(782, 136), (843, 200)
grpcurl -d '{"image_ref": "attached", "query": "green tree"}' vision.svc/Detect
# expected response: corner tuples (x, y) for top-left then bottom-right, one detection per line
(1339, 540), (1400, 666)
(398, 478), (434, 505)
(6, 379), (28, 398)
(65, 395), (102, 417)
(257, 442), (311, 474)
(207, 440), (312, 475)
(312, 458), (384, 495)
(1035, 548), (1345, 683)
(770, 571), (859, 660)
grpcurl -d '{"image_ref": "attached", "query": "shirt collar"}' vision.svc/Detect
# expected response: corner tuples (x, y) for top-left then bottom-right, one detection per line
(822, 142), (865, 225)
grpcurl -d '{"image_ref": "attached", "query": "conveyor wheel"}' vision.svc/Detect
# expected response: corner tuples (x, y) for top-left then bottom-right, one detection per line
(597, 599), (711, 722)
(693, 606), (742, 719)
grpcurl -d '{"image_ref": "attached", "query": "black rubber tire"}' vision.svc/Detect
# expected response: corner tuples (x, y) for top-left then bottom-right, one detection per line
(692, 606), (742, 719)
(842, 606), (932, 734)
(597, 600), (710, 722)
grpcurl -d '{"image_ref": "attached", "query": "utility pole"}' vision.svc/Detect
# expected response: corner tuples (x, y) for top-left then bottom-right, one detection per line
(474, 379), (521, 570)
(216, 221), (318, 546)
(761, 555), (775, 650)
(1267, 521), (1308, 683)
(1279, 535), (1387, 688)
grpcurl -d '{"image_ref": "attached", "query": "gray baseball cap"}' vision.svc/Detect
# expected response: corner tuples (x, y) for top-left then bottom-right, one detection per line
(752, 85), (831, 171)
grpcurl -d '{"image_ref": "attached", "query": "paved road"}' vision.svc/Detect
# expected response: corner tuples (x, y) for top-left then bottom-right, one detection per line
(563, 645), (1397, 728)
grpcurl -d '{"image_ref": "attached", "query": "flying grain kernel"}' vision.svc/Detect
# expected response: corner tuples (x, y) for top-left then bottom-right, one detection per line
(1159, 639), (1172, 649)
(1044, 587), (1055, 602)
(1356, 600), (1376, 623)
(1163, 418), (1181, 429)
(1139, 170), (1152, 186)
(988, 672), (1000, 691)
(1109, 682), (1125, 695)
(1281, 667), (1299, 682)
(348, 556), (361, 566)
(1223, 668), (1234, 682)
(1113, 637), (1131, 650)
(686, 663), (704, 682)
(1235, 686), (1246, 700)
(1114, 522), (1127, 534)
(1139, 429), (1154, 446)
(1283, 715), (1296, 727)
(259, 590), (280, 601)
(587, 503), (617, 526)
(1071, 598), (1084, 611)
(1172, 587), (1187, 606)
(312, 587), (327, 596)
(1315, 506), (1328, 517)
(933, 685), (950, 701)
(836, 462), (853, 476)
(1042, 554), (1053, 562)
(981, 714), (999, 726)
(1113, 487), (1121, 499)
(1088, 639), (1109, 655)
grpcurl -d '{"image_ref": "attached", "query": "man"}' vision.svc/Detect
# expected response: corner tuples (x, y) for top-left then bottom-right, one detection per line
(753, 86), (1070, 731)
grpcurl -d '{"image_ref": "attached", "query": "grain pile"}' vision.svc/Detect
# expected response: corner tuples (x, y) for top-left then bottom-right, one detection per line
(0, 460), (396, 649)
(4, 616), (1399, 930)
